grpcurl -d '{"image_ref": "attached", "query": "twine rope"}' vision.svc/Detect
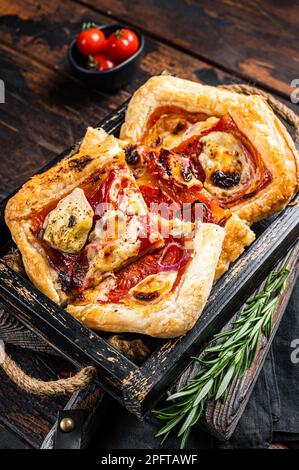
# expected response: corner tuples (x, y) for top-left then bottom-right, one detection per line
(1, 83), (298, 396)
(0, 345), (96, 395)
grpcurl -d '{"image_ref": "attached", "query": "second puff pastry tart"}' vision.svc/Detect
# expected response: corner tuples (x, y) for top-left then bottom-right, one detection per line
(120, 76), (298, 277)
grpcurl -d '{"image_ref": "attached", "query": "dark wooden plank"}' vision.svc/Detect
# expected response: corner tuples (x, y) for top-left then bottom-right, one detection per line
(0, 0), (241, 199)
(82, 0), (299, 98)
(1, 10), (297, 200)
(0, 422), (30, 449)
(1, 0), (298, 200)
(0, 0), (234, 89)
(6, 0), (298, 99)
(0, 305), (58, 353)
(0, 42), (128, 198)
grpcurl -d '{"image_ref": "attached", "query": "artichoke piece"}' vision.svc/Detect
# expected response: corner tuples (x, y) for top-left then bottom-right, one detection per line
(43, 188), (93, 254)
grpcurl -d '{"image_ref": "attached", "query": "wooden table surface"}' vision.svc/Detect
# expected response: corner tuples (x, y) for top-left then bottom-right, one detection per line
(0, 0), (298, 449)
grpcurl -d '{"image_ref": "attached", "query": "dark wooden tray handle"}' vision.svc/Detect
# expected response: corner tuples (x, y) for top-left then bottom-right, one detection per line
(0, 346), (95, 395)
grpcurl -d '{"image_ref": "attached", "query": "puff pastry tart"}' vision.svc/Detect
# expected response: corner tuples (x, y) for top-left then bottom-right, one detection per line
(5, 127), (224, 337)
(120, 75), (298, 276)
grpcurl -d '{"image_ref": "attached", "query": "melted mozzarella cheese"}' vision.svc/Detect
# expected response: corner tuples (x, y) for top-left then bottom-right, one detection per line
(146, 116), (220, 150)
(167, 154), (198, 188)
(182, 117), (219, 140)
(159, 217), (194, 239)
(198, 131), (256, 198)
(95, 275), (117, 302)
(87, 240), (141, 276)
(43, 188), (93, 254)
(86, 210), (142, 275)
(118, 187), (147, 216)
(86, 196), (163, 284)
(143, 115), (188, 149)
(171, 121), (256, 199)
(74, 274), (117, 306)
(200, 132), (244, 176)
(91, 210), (127, 242)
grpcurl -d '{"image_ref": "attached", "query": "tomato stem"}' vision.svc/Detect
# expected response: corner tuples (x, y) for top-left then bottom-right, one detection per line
(115, 29), (123, 40)
(82, 22), (96, 31)
(87, 55), (98, 70)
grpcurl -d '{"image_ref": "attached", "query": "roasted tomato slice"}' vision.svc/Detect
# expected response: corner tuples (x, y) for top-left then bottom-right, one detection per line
(139, 184), (181, 222)
(106, 252), (160, 303)
(139, 184), (177, 207)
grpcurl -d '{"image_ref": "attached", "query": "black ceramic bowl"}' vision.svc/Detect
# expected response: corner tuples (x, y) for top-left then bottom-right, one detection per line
(68, 23), (144, 91)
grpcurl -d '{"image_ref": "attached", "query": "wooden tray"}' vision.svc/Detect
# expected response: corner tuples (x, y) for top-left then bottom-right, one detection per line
(0, 101), (298, 418)
(0, 245), (297, 447)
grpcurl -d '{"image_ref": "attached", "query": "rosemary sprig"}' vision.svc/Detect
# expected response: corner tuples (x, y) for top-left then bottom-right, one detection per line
(153, 261), (290, 448)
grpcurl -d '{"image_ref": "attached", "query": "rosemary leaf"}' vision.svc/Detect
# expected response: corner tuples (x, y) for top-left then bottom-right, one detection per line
(215, 365), (235, 400)
(178, 406), (198, 436)
(193, 379), (214, 407)
(180, 428), (191, 449)
(155, 414), (184, 438)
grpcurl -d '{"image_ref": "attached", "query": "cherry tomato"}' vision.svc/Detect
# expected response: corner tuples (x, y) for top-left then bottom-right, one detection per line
(105, 28), (139, 62)
(77, 27), (106, 56)
(88, 54), (116, 71)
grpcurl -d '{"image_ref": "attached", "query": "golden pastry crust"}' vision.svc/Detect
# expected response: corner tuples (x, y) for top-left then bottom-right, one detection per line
(120, 75), (298, 224)
(215, 215), (255, 281)
(6, 128), (121, 220)
(67, 223), (225, 338)
(5, 128), (124, 304)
